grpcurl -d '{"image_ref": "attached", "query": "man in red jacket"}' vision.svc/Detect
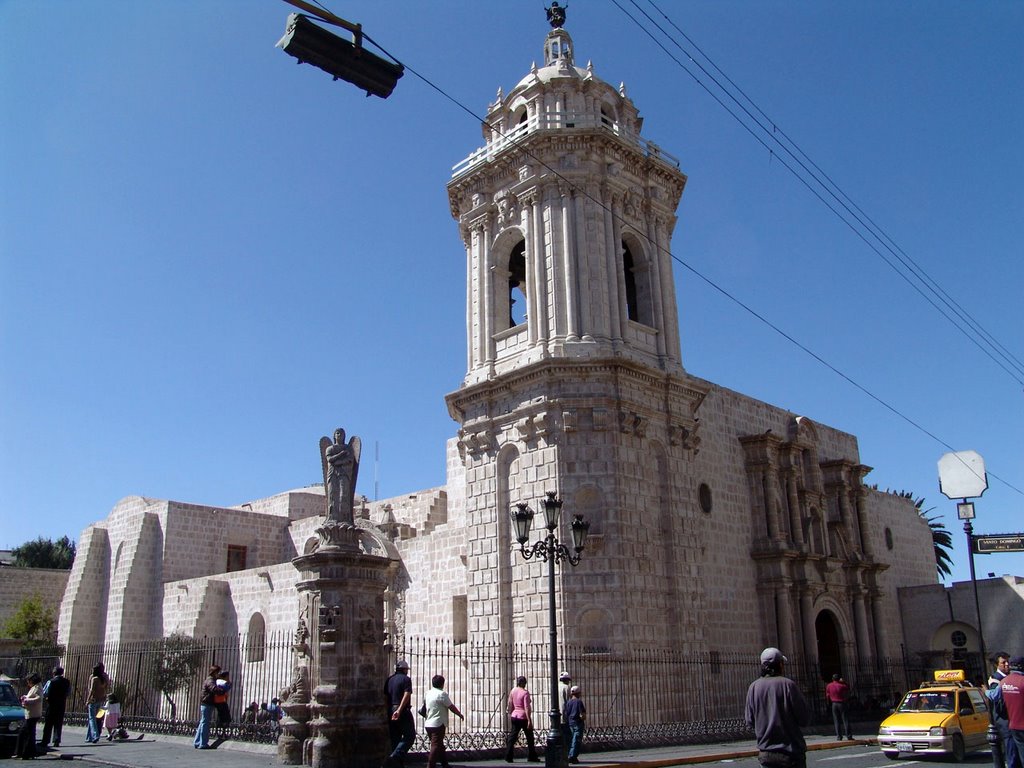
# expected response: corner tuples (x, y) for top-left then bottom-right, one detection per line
(825, 674), (853, 740)
(999, 656), (1024, 768)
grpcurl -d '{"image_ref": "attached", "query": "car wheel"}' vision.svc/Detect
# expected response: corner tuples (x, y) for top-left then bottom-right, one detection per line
(950, 734), (966, 762)
(883, 752), (900, 761)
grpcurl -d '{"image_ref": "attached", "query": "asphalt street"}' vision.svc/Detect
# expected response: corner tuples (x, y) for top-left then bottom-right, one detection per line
(11, 733), (958, 768)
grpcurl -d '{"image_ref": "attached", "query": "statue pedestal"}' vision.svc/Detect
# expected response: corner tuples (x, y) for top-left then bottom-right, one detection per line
(280, 546), (390, 768)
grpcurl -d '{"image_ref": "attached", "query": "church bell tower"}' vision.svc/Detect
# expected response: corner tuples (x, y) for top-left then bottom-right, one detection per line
(445, 9), (710, 654)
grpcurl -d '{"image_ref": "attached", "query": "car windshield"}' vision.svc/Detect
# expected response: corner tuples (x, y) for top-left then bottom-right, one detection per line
(898, 691), (955, 713)
(0, 684), (20, 706)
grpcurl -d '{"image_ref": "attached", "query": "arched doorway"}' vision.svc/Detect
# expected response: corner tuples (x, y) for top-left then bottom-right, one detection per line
(816, 610), (843, 680)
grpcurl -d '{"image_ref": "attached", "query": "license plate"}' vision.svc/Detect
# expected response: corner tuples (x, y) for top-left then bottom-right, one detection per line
(896, 742), (914, 753)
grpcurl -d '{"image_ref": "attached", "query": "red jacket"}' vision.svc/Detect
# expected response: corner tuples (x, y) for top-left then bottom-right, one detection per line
(825, 680), (850, 703)
(1001, 671), (1024, 730)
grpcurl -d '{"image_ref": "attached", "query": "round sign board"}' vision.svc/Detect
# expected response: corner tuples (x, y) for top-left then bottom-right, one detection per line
(937, 450), (988, 499)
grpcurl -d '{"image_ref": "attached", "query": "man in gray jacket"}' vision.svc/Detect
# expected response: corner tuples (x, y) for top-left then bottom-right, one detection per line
(745, 648), (812, 768)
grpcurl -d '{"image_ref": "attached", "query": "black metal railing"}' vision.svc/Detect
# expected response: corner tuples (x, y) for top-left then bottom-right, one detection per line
(3, 635), (937, 754)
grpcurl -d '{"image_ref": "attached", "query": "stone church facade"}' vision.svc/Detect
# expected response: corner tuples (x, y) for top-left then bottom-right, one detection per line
(58, 19), (938, 706)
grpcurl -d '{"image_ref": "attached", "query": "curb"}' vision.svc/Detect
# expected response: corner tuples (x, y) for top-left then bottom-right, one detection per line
(581, 738), (875, 768)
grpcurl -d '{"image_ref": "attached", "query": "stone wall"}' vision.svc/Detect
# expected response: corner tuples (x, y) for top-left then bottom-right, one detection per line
(899, 575), (1024, 666)
(0, 566), (69, 638)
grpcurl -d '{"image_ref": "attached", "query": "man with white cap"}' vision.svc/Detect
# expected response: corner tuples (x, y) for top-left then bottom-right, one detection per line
(557, 671), (573, 758)
(745, 647), (812, 768)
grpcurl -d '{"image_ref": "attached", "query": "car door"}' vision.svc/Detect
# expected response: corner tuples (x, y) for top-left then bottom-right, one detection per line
(959, 690), (990, 749)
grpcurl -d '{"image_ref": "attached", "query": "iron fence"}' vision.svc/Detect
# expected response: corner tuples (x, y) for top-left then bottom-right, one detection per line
(3, 635), (937, 753)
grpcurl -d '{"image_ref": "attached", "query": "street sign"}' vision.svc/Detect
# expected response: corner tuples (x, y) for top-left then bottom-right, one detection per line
(973, 533), (1024, 554)
(938, 450), (988, 499)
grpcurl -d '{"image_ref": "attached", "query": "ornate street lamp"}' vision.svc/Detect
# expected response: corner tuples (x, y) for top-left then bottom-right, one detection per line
(511, 492), (589, 768)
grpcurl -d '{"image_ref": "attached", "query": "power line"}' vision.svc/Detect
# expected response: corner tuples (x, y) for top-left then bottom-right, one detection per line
(358, 20), (1023, 498)
(621, 0), (1024, 385)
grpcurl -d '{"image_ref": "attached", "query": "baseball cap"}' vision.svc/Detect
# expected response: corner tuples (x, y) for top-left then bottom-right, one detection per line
(396, 659), (409, 670)
(559, 671), (571, 681)
(570, 685), (580, 694)
(1009, 656), (1024, 671)
(760, 647), (788, 665)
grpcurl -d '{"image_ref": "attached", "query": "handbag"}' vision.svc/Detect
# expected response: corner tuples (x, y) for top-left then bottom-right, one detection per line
(417, 701), (427, 718)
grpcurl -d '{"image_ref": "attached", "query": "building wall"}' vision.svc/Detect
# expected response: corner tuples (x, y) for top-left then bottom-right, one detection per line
(899, 575), (1024, 668)
(0, 566), (69, 638)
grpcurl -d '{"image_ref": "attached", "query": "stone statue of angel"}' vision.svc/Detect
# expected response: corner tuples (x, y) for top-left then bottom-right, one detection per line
(319, 428), (361, 526)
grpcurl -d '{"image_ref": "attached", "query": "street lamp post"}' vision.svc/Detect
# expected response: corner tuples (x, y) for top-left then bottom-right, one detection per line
(956, 501), (988, 671)
(957, 501), (1002, 768)
(511, 492), (590, 768)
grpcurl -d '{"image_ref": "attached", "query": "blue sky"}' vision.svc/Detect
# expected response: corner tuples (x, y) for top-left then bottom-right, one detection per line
(1, 0), (1021, 587)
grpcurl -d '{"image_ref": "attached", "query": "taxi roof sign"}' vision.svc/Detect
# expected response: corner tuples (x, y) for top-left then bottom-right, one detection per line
(934, 669), (966, 682)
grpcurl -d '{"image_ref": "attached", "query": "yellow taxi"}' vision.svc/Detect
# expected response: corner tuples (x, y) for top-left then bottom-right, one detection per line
(877, 670), (991, 761)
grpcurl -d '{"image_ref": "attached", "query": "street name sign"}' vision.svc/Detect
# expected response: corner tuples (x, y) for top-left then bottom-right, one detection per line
(973, 534), (1024, 554)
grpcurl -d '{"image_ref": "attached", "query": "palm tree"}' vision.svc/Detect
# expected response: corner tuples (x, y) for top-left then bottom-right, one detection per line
(920, 507), (954, 579)
(879, 489), (955, 579)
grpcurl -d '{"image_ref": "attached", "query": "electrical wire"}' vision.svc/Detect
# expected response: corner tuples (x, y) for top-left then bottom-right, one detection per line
(624, 0), (1024, 384)
(301, 5), (1020, 497)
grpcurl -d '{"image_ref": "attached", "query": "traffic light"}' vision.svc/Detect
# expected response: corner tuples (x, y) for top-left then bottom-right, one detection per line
(276, 13), (404, 99)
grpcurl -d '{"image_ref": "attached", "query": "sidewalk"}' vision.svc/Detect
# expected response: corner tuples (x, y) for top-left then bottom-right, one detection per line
(24, 732), (875, 768)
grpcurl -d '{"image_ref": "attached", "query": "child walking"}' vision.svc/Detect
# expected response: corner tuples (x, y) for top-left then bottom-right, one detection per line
(103, 692), (122, 741)
(565, 685), (586, 764)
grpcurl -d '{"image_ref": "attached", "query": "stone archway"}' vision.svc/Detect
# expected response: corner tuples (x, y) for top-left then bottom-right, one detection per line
(816, 610), (843, 680)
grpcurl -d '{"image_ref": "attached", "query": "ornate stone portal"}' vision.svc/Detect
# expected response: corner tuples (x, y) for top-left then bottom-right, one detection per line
(278, 429), (390, 768)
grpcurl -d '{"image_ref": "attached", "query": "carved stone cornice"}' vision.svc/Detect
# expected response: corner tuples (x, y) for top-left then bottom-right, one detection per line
(515, 410), (559, 445)
(456, 425), (497, 461)
(618, 409), (646, 437)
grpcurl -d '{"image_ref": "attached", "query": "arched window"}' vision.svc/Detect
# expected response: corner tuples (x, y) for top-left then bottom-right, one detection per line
(600, 105), (615, 129)
(247, 613), (266, 662)
(509, 106), (528, 133)
(622, 239), (654, 326)
(504, 240), (528, 329)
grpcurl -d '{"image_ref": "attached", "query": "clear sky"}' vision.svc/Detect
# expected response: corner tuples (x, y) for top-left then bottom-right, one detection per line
(1, 0), (1021, 587)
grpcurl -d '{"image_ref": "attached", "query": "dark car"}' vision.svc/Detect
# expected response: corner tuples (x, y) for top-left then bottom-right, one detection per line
(0, 680), (25, 757)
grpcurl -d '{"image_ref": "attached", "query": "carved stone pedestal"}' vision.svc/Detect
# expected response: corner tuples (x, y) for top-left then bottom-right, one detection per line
(279, 540), (390, 768)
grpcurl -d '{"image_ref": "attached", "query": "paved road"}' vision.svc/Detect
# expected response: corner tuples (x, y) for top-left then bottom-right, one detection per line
(14, 733), (932, 768)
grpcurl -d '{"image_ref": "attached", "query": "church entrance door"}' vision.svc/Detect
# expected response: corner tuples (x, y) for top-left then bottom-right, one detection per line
(815, 610), (842, 680)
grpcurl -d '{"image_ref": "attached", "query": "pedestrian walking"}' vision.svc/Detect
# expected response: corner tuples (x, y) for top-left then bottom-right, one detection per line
(16, 672), (43, 759)
(565, 684), (586, 764)
(422, 674), (464, 768)
(989, 652), (1016, 768)
(999, 656), (1024, 768)
(745, 647), (812, 768)
(39, 666), (70, 749)
(558, 672), (572, 754)
(505, 675), (540, 763)
(214, 669), (232, 725)
(383, 659), (416, 768)
(86, 663), (109, 744)
(102, 692), (122, 741)
(193, 665), (224, 749)
(825, 673), (853, 740)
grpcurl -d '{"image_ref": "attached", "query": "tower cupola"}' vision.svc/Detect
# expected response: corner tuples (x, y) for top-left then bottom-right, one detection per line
(448, 7), (688, 385)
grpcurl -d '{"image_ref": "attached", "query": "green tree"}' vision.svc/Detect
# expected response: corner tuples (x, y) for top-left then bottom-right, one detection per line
(921, 506), (955, 579)
(3, 593), (57, 646)
(11, 536), (76, 569)
(881, 489), (954, 579)
(150, 633), (204, 720)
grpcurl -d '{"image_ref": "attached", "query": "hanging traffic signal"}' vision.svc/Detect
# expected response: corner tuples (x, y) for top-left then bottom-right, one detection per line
(276, 13), (404, 99)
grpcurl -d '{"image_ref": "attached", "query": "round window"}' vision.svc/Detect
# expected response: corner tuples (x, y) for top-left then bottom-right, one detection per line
(951, 630), (967, 648)
(698, 483), (713, 514)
